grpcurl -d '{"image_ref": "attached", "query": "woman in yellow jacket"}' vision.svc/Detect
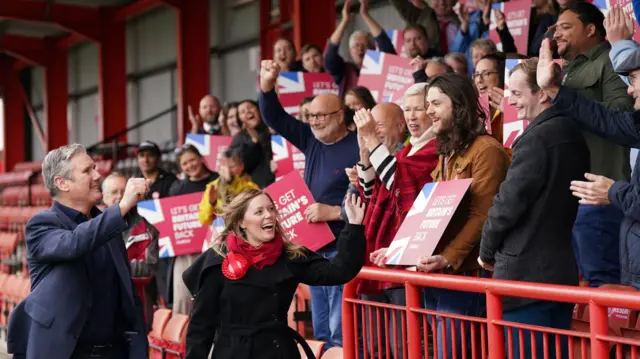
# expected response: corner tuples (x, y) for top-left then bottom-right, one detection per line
(199, 147), (260, 226)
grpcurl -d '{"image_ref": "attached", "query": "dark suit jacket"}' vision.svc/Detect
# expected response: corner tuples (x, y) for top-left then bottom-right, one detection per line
(7, 202), (148, 359)
(480, 107), (590, 311)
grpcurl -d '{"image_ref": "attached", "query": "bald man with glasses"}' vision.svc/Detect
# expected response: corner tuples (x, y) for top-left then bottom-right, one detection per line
(258, 59), (360, 350)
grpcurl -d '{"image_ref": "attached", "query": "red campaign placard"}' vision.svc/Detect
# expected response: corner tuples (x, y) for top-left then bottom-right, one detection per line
(185, 134), (234, 172)
(272, 134), (305, 180)
(277, 72), (339, 118)
(490, 0), (532, 55)
(202, 216), (226, 253)
(382, 29), (406, 57)
(358, 50), (414, 103)
(503, 59), (528, 148)
(479, 93), (492, 135)
(609, 307), (631, 321)
(137, 192), (208, 258)
(385, 179), (473, 266)
(384, 82), (414, 106)
(265, 171), (335, 251)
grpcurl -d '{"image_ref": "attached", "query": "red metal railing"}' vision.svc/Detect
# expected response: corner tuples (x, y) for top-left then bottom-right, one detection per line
(342, 267), (640, 359)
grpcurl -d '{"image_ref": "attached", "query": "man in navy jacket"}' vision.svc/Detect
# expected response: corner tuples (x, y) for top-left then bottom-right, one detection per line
(537, 35), (640, 290)
(7, 143), (150, 359)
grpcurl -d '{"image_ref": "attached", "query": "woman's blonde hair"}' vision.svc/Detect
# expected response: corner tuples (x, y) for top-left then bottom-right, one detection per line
(211, 189), (307, 259)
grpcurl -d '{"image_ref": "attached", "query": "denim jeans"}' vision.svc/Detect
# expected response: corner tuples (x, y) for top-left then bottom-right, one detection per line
(359, 287), (406, 359)
(309, 247), (343, 350)
(422, 270), (489, 359)
(503, 301), (574, 359)
(572, 204), (622, 287)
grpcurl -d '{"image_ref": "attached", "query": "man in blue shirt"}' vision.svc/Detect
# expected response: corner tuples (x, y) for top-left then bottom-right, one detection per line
(259, 59), (360, 350)
(7, 144), (149, 359)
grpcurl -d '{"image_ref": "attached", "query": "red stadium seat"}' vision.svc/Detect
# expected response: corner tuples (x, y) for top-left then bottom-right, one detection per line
(161, 314), (189, 359)
(148, 309), (173, 359)
(320, 347), (343, 359)
(298, 340), (325, 359)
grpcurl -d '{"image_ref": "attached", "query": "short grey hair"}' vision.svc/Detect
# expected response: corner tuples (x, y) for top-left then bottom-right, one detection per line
(101, 172), (127, 193)
(349, 31), (374, 49)
(404, 83), (428, 98)
(42, 143), (86, 197)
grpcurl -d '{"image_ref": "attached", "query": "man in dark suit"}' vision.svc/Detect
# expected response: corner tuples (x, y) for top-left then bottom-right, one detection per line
(7, 143), (150, 359)
(479, 57), (590, 359)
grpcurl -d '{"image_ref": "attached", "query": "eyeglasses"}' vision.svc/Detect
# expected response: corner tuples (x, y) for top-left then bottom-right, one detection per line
(472, 71), (498, 81)
(307, 109), (342, 121)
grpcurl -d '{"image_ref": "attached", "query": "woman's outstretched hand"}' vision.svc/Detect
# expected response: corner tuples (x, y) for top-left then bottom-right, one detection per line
(344, 193), (365, 225)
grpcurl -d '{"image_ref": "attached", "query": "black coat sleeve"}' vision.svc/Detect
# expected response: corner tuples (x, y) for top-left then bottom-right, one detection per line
(553, 86), (640, 147)
(480, 133), (548, 262)
(184, 268), (222, 359)
(290, 224), (365, 286)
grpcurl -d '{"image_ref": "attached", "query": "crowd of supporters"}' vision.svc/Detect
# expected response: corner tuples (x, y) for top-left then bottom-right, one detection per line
(69, 0), (640, 357)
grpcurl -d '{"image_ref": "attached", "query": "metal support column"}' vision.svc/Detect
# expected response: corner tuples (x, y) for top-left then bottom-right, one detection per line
(0, 59), (26, 172)
(175, 0), (210, 145)
(98, 8), (128, 144)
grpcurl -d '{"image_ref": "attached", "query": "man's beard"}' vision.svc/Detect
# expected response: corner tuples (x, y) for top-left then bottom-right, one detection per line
(203, 112), (220, 124)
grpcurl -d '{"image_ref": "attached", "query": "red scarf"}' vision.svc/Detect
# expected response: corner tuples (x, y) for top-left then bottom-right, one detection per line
(226, 232), (283, 269)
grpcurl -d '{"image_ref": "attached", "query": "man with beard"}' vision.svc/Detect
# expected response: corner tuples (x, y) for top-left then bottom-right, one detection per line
(259, 59), (360, 351)
(479, 57), (590, 358)
(418, 73), (510, 359)
(554, 1), (634, 288)
(189, 94), (223, 135)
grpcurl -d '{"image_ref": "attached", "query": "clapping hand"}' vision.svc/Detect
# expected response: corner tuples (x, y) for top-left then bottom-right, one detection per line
(345, 166), (358, 187)
(536, 39), (561, 99)
(604, 6), (635, 46)
(260, 60), (281, 93)
(410, 56), (428, 72)
(342, 0), (353, 23)
(353, 108), (378, 150)
(344, 193), (365, 225)
(488, 87), (504, 112)
(188, 105), (201, 132)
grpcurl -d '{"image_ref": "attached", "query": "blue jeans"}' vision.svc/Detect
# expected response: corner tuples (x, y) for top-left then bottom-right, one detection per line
(503, 301), (574, 359)
(359, 288), (406, 359)
(572, 204), (622, 287)
(309, 247), (343, 350)
(422, 271), (489, 359)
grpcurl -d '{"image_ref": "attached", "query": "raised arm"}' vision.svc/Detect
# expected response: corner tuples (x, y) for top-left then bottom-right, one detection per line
(324, 0), (352, 86)
(292, 195), (366, 285)
(538, 38), (640, 147)
(258, 60), (313, 152)
(26, 205), (127, 263)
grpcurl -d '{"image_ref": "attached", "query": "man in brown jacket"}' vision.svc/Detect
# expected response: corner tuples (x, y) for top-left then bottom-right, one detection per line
(419, 73), (510, 359)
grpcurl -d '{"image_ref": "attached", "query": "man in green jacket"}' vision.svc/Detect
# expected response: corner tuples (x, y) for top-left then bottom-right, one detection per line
(554, 1), (634, 287)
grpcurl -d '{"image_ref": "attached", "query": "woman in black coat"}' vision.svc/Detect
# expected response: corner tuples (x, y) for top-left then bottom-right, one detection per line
(231, 100), (275, 188)
(182, 190), (366, 359)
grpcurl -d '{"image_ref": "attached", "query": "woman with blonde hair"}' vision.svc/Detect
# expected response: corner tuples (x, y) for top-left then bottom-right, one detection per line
(182, 190), (366, 359)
